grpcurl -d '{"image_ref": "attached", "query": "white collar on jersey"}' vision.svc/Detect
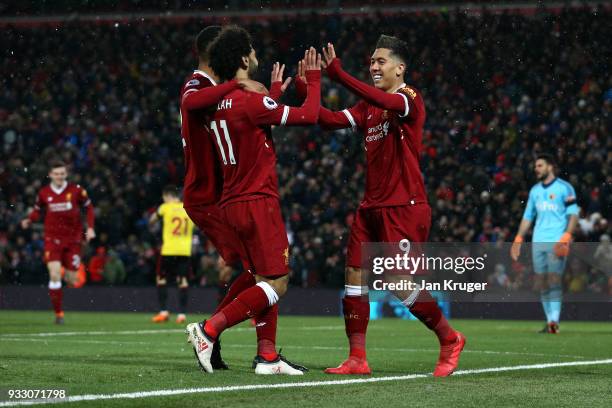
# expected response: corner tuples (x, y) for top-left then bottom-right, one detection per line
(194, 70), (217, 86)
(391, 82), (407, 93)
(50, 181), (68, 195)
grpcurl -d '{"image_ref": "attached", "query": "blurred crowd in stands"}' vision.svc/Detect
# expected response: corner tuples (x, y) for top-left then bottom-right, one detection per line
(1, 5), (610, 293)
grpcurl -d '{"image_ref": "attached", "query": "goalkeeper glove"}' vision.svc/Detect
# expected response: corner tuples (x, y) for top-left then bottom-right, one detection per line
(511, 235), (523, 261)
(553, 232), (572, 257)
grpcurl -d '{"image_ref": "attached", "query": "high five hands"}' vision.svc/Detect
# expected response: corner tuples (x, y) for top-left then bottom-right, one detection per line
(321, 42), (337, 69)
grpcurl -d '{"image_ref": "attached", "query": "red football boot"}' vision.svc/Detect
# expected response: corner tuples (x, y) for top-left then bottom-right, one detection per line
(324, 357), (371, 375)
(433, 332), (466, 377)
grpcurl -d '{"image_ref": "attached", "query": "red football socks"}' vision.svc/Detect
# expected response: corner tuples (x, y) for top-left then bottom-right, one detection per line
(409, 290), (456, 346)
(256, 304), (279, 361)
(48, 288), (63, 315)
(214, 271), (256, 314)
(343, 296), (370, 360)
(205, 285), (270, 340)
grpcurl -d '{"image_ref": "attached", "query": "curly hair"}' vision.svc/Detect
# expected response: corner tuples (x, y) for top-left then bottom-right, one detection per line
(208, 25), (252, 82)
(375, 34), (410, 66)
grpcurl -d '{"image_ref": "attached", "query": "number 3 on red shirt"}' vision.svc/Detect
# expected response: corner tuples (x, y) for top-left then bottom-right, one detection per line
(211, 120), (236, 165)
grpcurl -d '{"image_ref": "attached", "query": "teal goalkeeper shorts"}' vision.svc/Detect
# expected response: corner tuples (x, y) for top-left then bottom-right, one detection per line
(531, 242), (567, 275)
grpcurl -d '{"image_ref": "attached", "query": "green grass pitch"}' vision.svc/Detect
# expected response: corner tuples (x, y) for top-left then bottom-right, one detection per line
(1, 311), (611, 407)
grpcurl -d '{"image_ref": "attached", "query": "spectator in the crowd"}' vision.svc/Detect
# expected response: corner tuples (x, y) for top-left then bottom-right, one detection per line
(1, 6), (610, 292)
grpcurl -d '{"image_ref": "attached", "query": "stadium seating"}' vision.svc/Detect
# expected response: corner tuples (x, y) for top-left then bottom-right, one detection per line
(1, 6), (609, 290)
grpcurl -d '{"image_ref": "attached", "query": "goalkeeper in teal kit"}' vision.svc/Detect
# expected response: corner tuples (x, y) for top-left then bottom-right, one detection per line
(510, 154), (579, 334)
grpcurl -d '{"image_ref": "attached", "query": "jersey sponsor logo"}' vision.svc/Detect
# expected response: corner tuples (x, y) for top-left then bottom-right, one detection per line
(263, 96), (278, 110)
(48, 202), (73, 212)
(536, 201), (558, 212)
(401, 86), (417, 99)
(186, 79), (200, 87)
(366, 121), (390, 142)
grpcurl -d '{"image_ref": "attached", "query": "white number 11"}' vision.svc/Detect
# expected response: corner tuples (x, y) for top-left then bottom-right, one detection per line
(210, 120), (236, 165)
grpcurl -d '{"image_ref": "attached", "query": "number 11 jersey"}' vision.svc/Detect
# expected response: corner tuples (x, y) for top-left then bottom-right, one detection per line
(209, 91), (292, 207)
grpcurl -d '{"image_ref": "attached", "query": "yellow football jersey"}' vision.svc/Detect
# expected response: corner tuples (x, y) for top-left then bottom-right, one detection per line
(158, 202), (194, 256)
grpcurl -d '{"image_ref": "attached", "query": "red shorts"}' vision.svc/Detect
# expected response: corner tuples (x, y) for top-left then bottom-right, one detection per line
(185, 204), (243, 267)
(346, 204), (431, 268)
(222, 197), (289, 278)
(44, 237), (82, 270)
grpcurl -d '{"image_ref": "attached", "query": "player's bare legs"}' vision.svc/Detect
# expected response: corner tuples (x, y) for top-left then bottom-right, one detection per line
(47, 261), (64, 324)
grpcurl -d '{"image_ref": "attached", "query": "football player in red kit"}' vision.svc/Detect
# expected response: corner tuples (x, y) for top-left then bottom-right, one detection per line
(21, 161), (95, 324)
(186, 25), (321, 375)
(296, 37), (466, 376)
(180, 25), (292, 370)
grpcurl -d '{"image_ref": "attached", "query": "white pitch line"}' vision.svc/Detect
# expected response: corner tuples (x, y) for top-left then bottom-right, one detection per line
(1, 359), (611, 407)
(0, 337), (586, 359)
(0, 325), (343, 338)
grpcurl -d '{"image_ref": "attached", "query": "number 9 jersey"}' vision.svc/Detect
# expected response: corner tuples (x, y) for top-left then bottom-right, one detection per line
(158, 202), (194, 256)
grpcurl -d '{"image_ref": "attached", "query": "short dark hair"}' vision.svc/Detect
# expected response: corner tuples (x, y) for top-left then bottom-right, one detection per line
(195, 25), (221, 62)
(209, 25), (252, 82)
(375, 34), (410, 66)
(536, 153), (556, 167)
(162, 185), (179, 197)
(49, 160), (66, 170)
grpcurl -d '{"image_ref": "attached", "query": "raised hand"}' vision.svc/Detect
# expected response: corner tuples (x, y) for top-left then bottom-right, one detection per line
(297, 59), (307, 83)
(321, 42), (337, 68)
(271, 62), (292, 93)
(304, 46), (322, 71)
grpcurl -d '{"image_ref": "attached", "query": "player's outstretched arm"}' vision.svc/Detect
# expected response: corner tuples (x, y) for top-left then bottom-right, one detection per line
(294, 57), (355, 131)
(322, 43), (411, 115)
(182, 79), (267, 111)
(182, 80), (241, 111)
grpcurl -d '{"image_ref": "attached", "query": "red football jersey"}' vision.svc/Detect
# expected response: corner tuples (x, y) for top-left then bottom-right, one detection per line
(310, 59), (427, 209)
(180, 70), (223, 208)
(30, 182), (93, 242)
(210, 70), (321, 207)
(341, 86), (427, 208)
